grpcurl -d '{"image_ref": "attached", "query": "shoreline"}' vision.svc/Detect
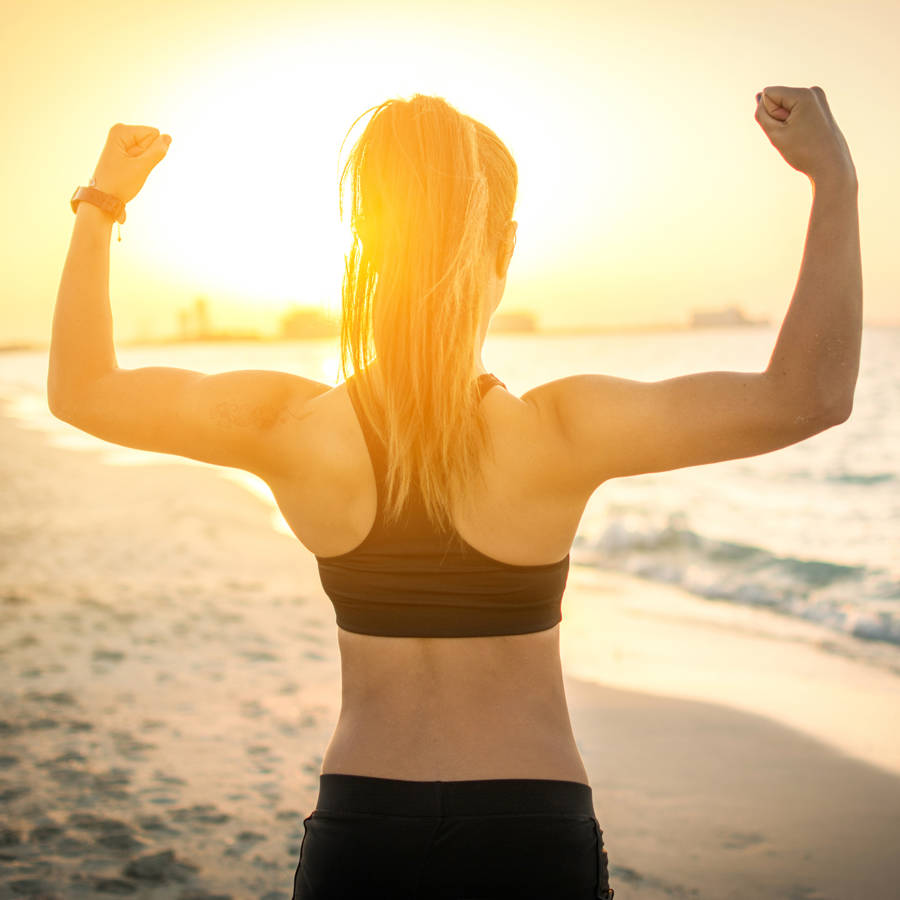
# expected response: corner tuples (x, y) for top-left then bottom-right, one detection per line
(3, 410), (900, 897)
(561, 566), (900, 778)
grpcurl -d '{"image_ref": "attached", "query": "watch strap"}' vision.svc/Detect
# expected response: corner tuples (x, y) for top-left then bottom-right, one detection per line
(70, 185), (127, 224)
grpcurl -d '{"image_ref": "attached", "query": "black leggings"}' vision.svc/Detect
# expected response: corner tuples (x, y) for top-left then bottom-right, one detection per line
(292, 774), (614, 899)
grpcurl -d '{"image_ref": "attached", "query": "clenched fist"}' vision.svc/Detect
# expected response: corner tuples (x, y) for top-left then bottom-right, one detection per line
(755, 86), (856, 186)
(91, 124), (172, 204)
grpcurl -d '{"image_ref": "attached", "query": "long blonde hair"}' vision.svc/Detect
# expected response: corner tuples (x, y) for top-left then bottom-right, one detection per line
(339, 94), (518, 530)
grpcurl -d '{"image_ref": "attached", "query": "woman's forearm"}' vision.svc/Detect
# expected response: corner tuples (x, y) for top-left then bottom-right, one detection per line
(48, 202), (118, 413)
(766, 175), (862, 420)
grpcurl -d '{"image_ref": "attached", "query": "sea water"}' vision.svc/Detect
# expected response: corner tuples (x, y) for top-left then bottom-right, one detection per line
(2, 326), (897, 651)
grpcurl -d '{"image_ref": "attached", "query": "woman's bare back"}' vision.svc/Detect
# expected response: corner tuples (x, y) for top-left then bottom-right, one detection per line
(264, 377), (592, 783)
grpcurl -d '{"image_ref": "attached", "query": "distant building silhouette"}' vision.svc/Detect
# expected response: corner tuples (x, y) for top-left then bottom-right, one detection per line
(489, 311), (538, 334)
(280, 307), (339, 340)
(178, 296), (212, 339)
(174, 296), (260, 342)
(690, 305), (768, 328)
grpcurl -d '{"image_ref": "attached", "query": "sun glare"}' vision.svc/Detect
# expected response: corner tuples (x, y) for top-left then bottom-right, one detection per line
(148, 60), (351, 313)
(135, 23), (644, 326)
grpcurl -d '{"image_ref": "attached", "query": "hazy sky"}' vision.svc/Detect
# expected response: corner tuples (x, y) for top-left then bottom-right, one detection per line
(3, 0), (898, 343)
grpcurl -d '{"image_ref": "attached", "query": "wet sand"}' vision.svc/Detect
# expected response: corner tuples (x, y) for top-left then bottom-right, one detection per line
(2, 410), (900, 898)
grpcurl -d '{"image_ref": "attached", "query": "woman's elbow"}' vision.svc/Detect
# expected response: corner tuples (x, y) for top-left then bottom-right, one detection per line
(47, 389), (77, 424)
(47, 374), (69, 421)
(816, 376), (856, 426)
(825, 394), (853, 426)
(802, 392), (853, 435)
(774, 392), (853, 445)
(47, 378), (89, 426)
(46, 363), (74, 421)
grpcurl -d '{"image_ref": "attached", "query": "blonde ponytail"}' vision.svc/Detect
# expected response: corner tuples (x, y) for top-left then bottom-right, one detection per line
(339, 94), (517, 530)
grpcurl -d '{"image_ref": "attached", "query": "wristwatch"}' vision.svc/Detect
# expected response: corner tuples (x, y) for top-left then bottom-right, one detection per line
(70, 179), (126, 224)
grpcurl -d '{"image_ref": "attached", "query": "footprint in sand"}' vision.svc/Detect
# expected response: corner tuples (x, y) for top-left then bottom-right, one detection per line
(152, 769), (187, 786)
(136, 814), (180, 835)
(5, 878), (55, 896)
(0, 784), (31, 803)
(95, 830), (147, 852)
(721, 830), (766, 850)
(62, 813), (149, 855)
(67, 720), (94, 732)
(26, 717), (60, 731)
(37, 750), (87, 768)
(47, 766), (91, 787)
(111, 730), (158, 759)
(91, 877), (140, 894)
(67, 812), (131, 833)
(240, 700), (266, 719)
(123, 848), (199, 882)
(224, 830), (266, 857)
(93, 767), (133, 796)
(0, 826), (21, 846)
(274, 810), (302, 824)
(240, 650), (281, 663)
(57, 835), (93, 857)
(139, 719), (166, 732)
(13, 633), (39, 648)
(29, 823), (66, 842)
(169, 804), (231, 826)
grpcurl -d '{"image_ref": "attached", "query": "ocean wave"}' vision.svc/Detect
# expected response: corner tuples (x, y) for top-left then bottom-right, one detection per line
(779, 469), (896, 486)
(825, 472), (896, 486)
(573, 514), (900, 647)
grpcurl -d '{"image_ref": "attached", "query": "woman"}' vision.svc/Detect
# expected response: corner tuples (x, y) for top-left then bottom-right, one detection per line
(50, 86), (860, 899)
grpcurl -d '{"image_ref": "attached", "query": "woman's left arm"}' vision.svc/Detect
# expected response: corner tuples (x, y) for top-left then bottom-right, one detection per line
(49, 124), (331, 479)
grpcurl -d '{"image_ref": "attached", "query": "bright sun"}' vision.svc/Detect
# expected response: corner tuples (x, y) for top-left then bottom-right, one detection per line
(138, 24), (637, 320)
(148, 60), (352, 314)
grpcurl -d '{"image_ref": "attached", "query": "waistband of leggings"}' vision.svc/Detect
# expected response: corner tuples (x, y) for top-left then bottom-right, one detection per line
(314, 774), (595, 817)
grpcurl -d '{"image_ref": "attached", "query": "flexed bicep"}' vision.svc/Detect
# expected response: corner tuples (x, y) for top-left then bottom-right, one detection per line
(49, 366), (332, 478)
(527, 370), (848, 493)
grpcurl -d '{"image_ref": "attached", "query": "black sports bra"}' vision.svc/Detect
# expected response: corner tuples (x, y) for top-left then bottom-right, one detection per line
(315, 371), (569, 638)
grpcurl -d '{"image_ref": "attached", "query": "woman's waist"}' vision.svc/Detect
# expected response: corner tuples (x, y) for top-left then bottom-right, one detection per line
(337, 666), (575, 737)
(322, 698), (589, 784)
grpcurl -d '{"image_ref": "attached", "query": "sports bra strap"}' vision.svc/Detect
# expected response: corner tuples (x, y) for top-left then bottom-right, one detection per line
(318, 369), (566, 638)
(345, 372), (387, 474)
(476, 372), (506, 398)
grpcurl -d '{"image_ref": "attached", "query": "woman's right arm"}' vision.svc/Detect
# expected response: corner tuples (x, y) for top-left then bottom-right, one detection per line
(525, 86), (861, 491)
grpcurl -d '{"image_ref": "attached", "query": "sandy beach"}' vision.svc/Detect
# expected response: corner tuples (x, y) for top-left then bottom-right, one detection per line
(3, 408), (900, 899)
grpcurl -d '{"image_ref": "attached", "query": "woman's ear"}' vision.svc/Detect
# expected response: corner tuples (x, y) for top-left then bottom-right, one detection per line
(495, 220), (517, 279)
